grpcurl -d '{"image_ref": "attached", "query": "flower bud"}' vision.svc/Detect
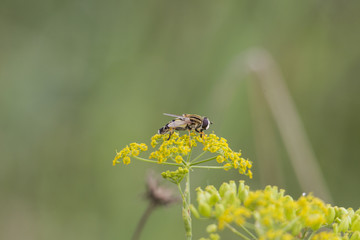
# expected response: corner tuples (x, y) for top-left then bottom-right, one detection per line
(221, 188), (237, 206)
(175, 155), (183, 164)
(216, 155), (225, 163)
(352, 218), (360, 232)
(307, 214), (324, 231)
(338, 216), (351, 232)
(205, 185), (220, 206)
(209, 233), (220, 240)
(197, 190), (208, 204)
(161, 171), (168, 178)
(190, 204), (200, 219)
(229, 181), (237, 193)
(326, 206), (336, 224)
(215, 203), (225, 217)
(237, 181), (248, 203)
(291, 222), (303, 236)
(265, 185), (278, 199)
(199, 202), (212, 217)
(350, 231), (360, 240)
(284, 198), (296, 220)
(336, 207), (348, 219)
(219, 182), (230, 198)
(348, 208), (355, 219)
(123, 156), (131, 165)
(206, 224), (217, 233)
(355, 208), (360, 215)
(333, 223), (339, 234)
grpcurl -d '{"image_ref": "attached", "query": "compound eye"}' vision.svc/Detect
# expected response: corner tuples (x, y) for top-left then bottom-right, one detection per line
(202, 118), (210, 130)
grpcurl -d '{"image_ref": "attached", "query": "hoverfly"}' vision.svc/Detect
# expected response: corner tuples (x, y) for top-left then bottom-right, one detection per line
(158, 113), (212, 140)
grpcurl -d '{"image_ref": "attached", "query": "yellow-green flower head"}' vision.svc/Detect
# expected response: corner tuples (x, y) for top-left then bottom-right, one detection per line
(113, 142), (148, 166)
(149, 132), (192, 163)
(259, 229), (294, 240)
(175, 155), (183, 164)
(201, 133), (252, 178)
(113, 132), (252, 180)
(148, 132), (252, 175)
(296, 195), (328, 230)
(311, 231), (343, 240)
(218, 206), (251, 230)
(161, 167), (189, 184)
(194, 181), (355, 238)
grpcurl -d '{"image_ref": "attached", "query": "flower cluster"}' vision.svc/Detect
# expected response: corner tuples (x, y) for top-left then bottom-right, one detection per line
(148, 132), (252, 178)
(149, 132), (192, 163)
(113, 142), (147, 165)
(201, 134), (252, 178)
(113, 132), (252, 179)
(161, 167), (189, 184)
(192, 181), (360, 240)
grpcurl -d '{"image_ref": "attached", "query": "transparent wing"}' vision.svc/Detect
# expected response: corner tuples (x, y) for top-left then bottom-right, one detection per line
(163, 113), (184, 118)
(163, 113), (191, 122)
(167, 119), (188, 128)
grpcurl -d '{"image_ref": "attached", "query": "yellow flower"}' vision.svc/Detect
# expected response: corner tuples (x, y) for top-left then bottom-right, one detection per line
(218, 206), (251, 230)
(216, 155), (225, 163)
(123, 156), (131, 165)
(247, 170), (253, 179)
(113, 132), (251, 179)
(312, 231), (342, 240)
(139, 143), (148, 151)
(113, 142), (148, 165)
(175, 155), (183, 164)
(223, 163), (232, 171)
(260, 230), (294, 240)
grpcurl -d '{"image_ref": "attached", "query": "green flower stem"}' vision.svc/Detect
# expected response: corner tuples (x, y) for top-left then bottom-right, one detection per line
(190, 156), (217, 166)
(132, 156), (182, 166)
(182, 146), (192, 240)
(238, 224), (257, 240)
(307, 230), (316, 240)
(225, 223), (251, 240)
(187, 146), (194, 162)
(183, 171), (192, 240)
(190, 151), (207, 164)
(243, 222), (256, 230)
(282, 217), (300, 232)
(177, 183), (185, 200)
(190, 165), (226, 169)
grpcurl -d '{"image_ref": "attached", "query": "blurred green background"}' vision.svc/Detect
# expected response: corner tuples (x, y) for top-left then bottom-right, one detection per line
(1, 0), (360, 239)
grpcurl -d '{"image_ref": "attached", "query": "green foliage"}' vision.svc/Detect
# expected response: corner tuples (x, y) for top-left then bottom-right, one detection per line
(193, 181), (360, 240)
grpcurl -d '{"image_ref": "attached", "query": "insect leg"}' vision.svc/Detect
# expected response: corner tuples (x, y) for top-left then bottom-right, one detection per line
(199, 129), (204, 139)
(195, 128), (204, 138)
(187, 129), (191, 146)
(167, 129), (174, 140)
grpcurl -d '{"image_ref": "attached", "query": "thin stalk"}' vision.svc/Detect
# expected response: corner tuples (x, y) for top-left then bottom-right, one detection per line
(243, 222), (256, 230)
(282, 217), (300, 232)
(190, 151), (207, 164)
(190, 156), (217, 166)
(225, 223), (251, 240)
(132, 156), (181, 166)
(131, 202), (156, 240)
(182, 171), (192, 240)
(307, 230), (316, 240)
(191, 165), (225, 169)
(187, 145), (193, 163)
(177, 183), (185, 200)
(238, 224), (257, 240)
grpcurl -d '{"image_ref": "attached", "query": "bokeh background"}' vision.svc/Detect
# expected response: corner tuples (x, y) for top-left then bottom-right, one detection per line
(1, 0), (360, 239)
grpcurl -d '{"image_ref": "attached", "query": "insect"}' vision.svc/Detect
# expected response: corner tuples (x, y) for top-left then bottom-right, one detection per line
(158, 113), (212, 140)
